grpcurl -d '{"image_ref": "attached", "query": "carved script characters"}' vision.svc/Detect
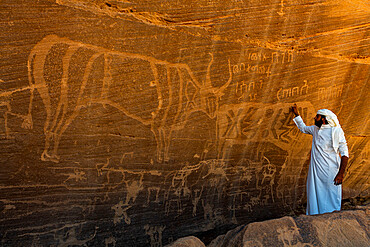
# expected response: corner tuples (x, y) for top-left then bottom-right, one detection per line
(277, 80), (309, 101)
(235, 79), (264, 102)
(240, 50), (294, 64)
(233, 50), (294, 77)
(233, 63), (272, 77)
(318, 84), (343, 101)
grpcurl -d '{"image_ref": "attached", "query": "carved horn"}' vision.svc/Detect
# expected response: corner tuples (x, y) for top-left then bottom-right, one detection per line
(215, 58), (232, 95)
(205, 53), (214, 88)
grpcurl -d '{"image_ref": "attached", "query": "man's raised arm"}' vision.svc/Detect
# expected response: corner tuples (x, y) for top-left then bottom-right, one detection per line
(291, 104), (314, 135)
(291, 103), (300, 117)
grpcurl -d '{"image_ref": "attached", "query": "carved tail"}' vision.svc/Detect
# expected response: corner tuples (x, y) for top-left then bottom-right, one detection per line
(23, 54), (35, 129)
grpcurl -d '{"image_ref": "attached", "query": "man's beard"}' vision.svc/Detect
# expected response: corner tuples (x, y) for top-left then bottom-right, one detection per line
(315, 119), (324, 127)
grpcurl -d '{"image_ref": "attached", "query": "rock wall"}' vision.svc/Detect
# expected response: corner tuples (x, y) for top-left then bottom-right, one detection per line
(0, 0), (369, 246)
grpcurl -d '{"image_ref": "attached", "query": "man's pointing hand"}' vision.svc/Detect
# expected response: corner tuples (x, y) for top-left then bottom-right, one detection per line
(291, 104), (299, 117)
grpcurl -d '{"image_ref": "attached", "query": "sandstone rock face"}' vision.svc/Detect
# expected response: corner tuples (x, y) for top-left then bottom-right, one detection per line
(208, 208), (370, 247)
(0, 0), (369, 246)
(165, 236), (205, 247)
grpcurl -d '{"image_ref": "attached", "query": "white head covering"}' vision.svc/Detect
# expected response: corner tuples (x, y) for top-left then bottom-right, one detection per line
(317, 109), (343, 153)
(317, 109), (340, 127)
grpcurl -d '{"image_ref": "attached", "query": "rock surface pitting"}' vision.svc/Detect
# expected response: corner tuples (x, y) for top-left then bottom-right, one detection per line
(0, 0), (369, 246)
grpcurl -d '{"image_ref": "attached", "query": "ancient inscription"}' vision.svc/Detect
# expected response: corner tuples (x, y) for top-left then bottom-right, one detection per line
(233, 49), (295, 78)
(235, 79), (264, 102)
(317, 84), (344, 102)
(240, 50), (294, 64)
(277, 80), (309, 101)
(233, 63), (272, 77)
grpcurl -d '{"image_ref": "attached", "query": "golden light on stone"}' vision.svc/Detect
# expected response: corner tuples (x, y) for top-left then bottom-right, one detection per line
(0, 0), (368, 246)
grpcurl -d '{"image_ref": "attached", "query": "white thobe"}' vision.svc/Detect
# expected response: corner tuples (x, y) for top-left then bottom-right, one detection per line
(293, 116), (349, 215)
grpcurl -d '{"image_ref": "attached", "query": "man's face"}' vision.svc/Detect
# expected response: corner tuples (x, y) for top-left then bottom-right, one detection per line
(314, 114), (324, 127)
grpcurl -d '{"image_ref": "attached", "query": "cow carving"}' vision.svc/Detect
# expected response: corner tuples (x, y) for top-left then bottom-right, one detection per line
(26, 35), (232, 163)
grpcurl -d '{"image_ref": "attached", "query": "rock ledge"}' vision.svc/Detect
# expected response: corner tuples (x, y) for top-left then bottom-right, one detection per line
(168, 207), (369, 247)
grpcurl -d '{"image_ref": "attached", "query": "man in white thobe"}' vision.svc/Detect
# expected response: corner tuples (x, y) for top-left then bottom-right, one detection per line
(291, 104), (349, 215)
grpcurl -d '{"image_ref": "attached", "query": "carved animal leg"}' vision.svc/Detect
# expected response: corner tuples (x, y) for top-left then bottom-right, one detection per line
(39, 101), (59, 162)
(24, 54), (38, 130)
(151, 125), (164, 163)
(37, 83), (59, 162)
(216, 137), (228, 160)
(177, 198), (183, 215)
(1, 102), (12, 139)
(41, 105), (66, 163)
(41, 105), (82, 163)
(41, 131), (57, 162)
(215, 121), (226, 160)
(53, 107), (83, 162)
(162, 127), (173, 162)
(22, 87), (34, 130)
(123, 210), (131, 225)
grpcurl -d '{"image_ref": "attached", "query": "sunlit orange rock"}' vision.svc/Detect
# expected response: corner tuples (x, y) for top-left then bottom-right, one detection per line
(0, 0), (368, 246)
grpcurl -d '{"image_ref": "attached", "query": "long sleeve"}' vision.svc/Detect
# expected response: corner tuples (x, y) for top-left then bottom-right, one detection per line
(337, 129), (349, 157)
(293, 116), (316, 135)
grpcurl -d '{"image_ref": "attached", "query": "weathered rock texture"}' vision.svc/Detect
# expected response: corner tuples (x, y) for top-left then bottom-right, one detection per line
(166, 236), (205, 247)
(0, 0), (369, 246)
(208, 207), (370, 247)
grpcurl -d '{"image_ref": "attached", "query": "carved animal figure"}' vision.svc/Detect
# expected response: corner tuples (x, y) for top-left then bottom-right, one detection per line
(27, 35), (232, 163)
(0, 88), (33, 138)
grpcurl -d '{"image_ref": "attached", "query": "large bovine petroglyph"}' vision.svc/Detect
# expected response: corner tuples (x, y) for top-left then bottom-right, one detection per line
(27, 35), (232, 163)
